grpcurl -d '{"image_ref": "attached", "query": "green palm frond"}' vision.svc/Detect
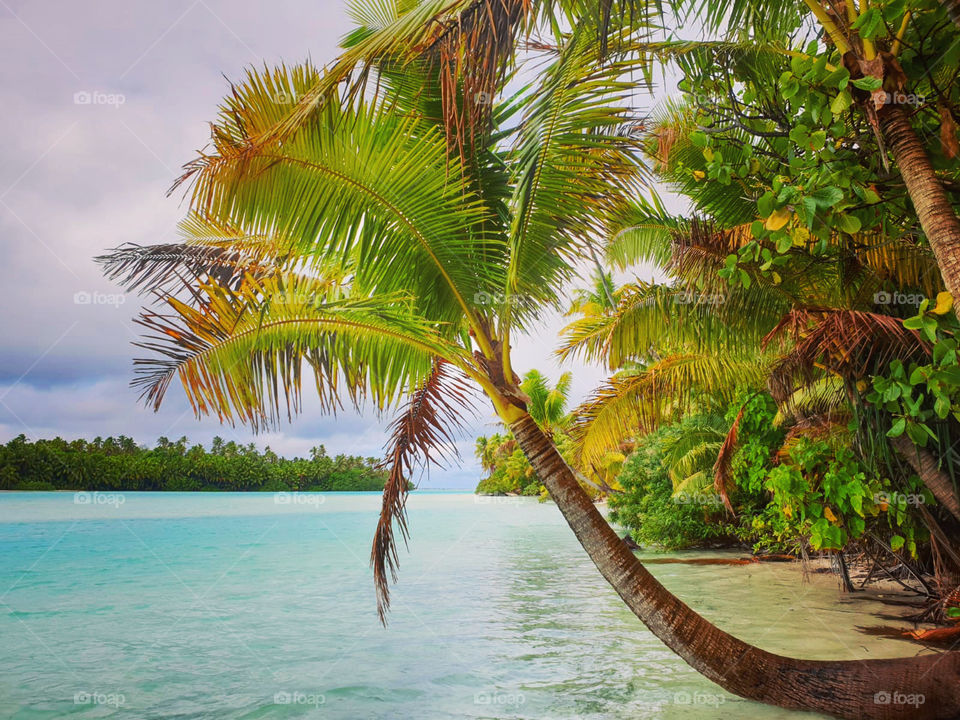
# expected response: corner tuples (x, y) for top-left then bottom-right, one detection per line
(179, 67), (504, 333)
(573, 352), (766, 467)
(605, 195), (684, 271)
(672, 470), (715, 497)
(662, 415), (728, 491)
(520, 369), (572, 430)
(774, 374), (848, 426)
(558, 279), (784, 369)
(133, 273), (469, 430)
(502, 19), (649, 332)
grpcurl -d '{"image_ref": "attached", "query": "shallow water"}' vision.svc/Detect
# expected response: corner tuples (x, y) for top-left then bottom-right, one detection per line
(0, 491), (924, 719)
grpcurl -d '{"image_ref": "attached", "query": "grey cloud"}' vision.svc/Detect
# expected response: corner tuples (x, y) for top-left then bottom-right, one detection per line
(0, 0), (669, 490)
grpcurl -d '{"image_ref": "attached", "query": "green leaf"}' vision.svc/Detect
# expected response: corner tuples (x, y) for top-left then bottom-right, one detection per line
(831, 91), (853, 114)
(809, 186), (844, 209)
(852, 76), (883, 92)
(854, 185), (881, 204)
(889, 534), (905, 551)
(782, 76), (800, 100)
(837, 214), (861, 234)
(758, 191), (776, 218)
(887, 418), (907, 437)
(825, 67), (850, 91)
(852, 8), (884, 39)
(789, 125), (810, 145)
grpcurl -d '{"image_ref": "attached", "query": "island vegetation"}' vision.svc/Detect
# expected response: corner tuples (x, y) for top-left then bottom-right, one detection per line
(96, 0), (960, 717)
(0, 435), (388, 492)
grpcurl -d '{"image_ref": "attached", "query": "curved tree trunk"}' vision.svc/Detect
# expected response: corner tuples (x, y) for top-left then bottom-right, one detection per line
(890, 434), (960, 522)
(509, 412), (960, 720)
(879, 104), (960, 301)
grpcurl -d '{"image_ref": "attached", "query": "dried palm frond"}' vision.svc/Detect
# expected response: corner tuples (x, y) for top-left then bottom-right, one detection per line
(713, 403), (744, 514)
(764, 309), (929, 402)
(372, 360), (476, 623)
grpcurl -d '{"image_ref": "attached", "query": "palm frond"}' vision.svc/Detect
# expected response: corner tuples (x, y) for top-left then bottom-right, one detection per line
(764, 309), (930, 402)
(573, 352), (766, 467)
(97, 242), (273, 297)
(178, 66), (503, 331)
(502, 19), (649, 330)
(373, 359), (477, 623)
(201, 0), (533, 166)
(712, 402), (744, 514)
(774, 374), (848, 426)
(132, 274), (465, 430)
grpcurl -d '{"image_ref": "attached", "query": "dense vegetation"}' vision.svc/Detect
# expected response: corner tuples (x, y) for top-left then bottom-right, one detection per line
(545, 0), (960, 630)
(0, 435), (388, 492)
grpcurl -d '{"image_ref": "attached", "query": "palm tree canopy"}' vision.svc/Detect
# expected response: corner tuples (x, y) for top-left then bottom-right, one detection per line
(99, 7), (655, 618)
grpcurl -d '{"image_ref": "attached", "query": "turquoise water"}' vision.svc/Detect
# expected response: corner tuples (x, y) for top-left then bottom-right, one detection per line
(0, 491), (921, 719)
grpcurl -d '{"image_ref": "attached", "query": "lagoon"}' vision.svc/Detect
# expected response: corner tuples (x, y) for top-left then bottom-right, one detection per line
(0, 491), (920, 718)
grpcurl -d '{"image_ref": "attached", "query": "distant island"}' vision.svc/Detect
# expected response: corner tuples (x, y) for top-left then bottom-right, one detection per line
(0, 434), (389, 492)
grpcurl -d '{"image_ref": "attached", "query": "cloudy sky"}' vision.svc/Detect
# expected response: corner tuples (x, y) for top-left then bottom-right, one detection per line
(0, 1), (677, 488)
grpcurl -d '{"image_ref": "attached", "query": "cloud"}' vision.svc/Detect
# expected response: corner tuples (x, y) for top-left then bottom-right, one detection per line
(0, 0), (674, 490)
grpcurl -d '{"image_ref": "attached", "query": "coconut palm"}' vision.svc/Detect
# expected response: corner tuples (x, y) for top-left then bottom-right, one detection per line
(267, 0), (960, 303)
(100, 7), (648, 613)
(519, 369), (573, 432)
(98, 6), (960, 720)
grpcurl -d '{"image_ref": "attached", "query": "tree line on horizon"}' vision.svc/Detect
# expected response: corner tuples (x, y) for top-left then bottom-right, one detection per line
(0, 434), (389, 492)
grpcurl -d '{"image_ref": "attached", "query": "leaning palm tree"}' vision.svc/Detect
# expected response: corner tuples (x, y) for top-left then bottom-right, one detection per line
(99, 10), (960, 720)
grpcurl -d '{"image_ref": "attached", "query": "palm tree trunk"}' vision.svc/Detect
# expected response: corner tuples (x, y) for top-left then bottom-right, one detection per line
(890, 435), (960, 521)
(879, 105), (960, 301)
(509, 412), (960, 719)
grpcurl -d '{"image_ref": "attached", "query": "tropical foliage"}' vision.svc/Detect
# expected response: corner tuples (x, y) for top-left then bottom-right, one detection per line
(555, 0), (960, 616)
(100, 0), (960, 713)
